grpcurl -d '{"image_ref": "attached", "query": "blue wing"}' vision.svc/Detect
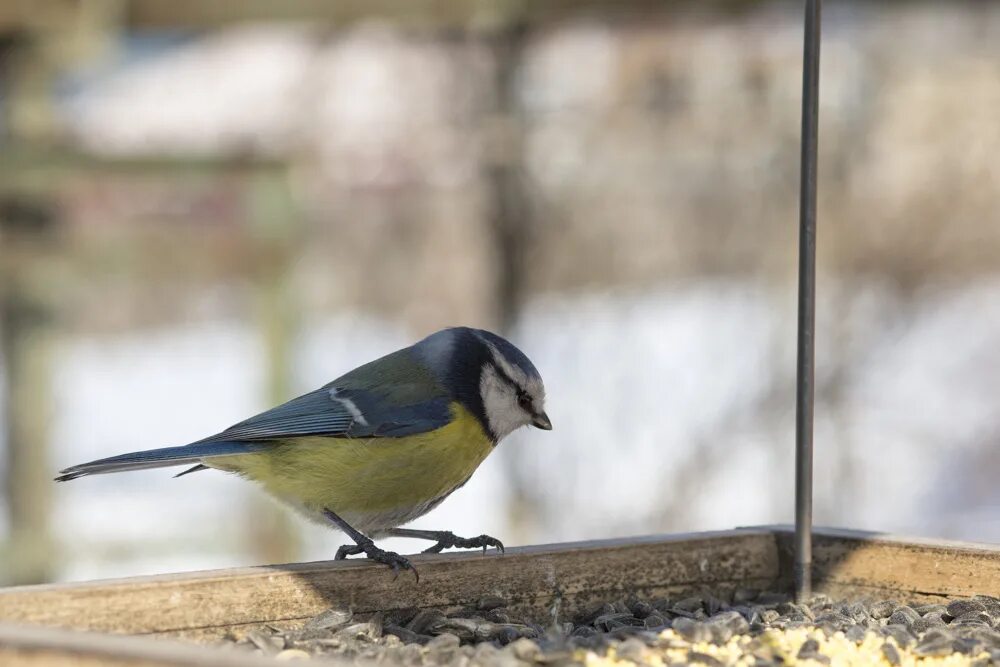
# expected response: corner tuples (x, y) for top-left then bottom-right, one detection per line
(56, 386), (453, 481)
(203, 386), (453, 441)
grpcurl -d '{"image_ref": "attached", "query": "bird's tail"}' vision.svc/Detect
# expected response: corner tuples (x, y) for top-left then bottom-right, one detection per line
(54, 441), (266, 482)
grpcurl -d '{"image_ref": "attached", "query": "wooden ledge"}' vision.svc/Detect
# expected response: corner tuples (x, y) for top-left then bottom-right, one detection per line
(0, 528), (776, 639)
(0, 623), (318, 667)
(0, 526), (997, 649)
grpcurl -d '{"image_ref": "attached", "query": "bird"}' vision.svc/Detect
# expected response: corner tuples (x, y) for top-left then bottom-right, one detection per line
(55, 326), (551, 579)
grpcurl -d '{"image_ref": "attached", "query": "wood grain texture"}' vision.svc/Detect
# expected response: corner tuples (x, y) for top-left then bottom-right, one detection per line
(3, 526), (1000, 667)
(0, 623), (338, 667)
(770, 526), (1000, 598)
(0, 529), (778, 638)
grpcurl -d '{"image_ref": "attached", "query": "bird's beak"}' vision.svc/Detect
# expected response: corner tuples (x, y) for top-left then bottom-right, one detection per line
(531, 411), (552, 430)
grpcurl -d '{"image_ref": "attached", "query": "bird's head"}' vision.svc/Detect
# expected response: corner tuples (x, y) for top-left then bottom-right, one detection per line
(415, 327), (551, 442)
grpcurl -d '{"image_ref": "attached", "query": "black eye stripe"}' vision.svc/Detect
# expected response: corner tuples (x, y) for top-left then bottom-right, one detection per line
(490, 361), (526, 399)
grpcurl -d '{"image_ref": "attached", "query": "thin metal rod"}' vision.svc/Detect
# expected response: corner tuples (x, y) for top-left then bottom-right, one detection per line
(795, 0), (821, 603)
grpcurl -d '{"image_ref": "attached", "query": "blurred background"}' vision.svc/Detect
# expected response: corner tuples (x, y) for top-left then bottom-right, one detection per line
(2, 0), (1000, 586)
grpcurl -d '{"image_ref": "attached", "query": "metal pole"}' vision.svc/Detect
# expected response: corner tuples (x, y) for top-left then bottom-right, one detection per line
(795, 0), (821, 603)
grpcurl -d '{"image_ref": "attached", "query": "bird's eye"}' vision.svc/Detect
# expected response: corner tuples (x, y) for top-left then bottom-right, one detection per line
(517, 391), (532, 410)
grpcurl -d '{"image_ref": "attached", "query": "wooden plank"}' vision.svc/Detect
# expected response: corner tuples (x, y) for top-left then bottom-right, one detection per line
(3, 526), (997, 649)
(0, 148), (288, 197)
(0, 226), (57, 586)
(0, 0), (768, 33)
(0, 623), (325, 667)
(770, 526), (1000, 599)
(0, 529), (778, 639)
(123, 0), (695, 30)
(1, 525), (999, 667)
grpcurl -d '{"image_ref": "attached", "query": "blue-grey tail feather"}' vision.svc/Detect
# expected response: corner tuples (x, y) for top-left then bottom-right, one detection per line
(54, 441), (264, 482)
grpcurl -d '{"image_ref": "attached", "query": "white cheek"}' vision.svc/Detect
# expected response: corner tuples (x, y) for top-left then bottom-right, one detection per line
(480, 365), (529, 440)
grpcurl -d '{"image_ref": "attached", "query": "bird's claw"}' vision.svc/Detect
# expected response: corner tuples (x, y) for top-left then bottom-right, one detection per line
(368, 547), (418, 582)
(364, 543), (419, 582)
(336, 539), (419, 581)
(422, 532), (505, 555)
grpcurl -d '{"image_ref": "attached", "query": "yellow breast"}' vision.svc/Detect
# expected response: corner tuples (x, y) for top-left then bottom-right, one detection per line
(208, 403), (495, 532)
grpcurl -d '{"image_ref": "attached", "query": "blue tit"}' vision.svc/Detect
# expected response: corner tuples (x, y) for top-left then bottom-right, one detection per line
(56, 327), (551, 578)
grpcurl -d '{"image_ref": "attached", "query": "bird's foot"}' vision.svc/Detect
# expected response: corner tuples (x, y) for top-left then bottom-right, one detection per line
(338, 535), (418, 581)
(323, 507), (418, 581)
(422, 531), (505, 555)
(335, 543), (364, 560)
(365, 543), (419, 582)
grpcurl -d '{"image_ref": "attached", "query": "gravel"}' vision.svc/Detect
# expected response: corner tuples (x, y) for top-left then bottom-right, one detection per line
(220, 591), (1000, 665)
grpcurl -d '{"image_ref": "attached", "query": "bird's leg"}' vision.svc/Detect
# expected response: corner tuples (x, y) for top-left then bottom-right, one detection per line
(385, 528), (505, 555)
(323, 509), (418, 581)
